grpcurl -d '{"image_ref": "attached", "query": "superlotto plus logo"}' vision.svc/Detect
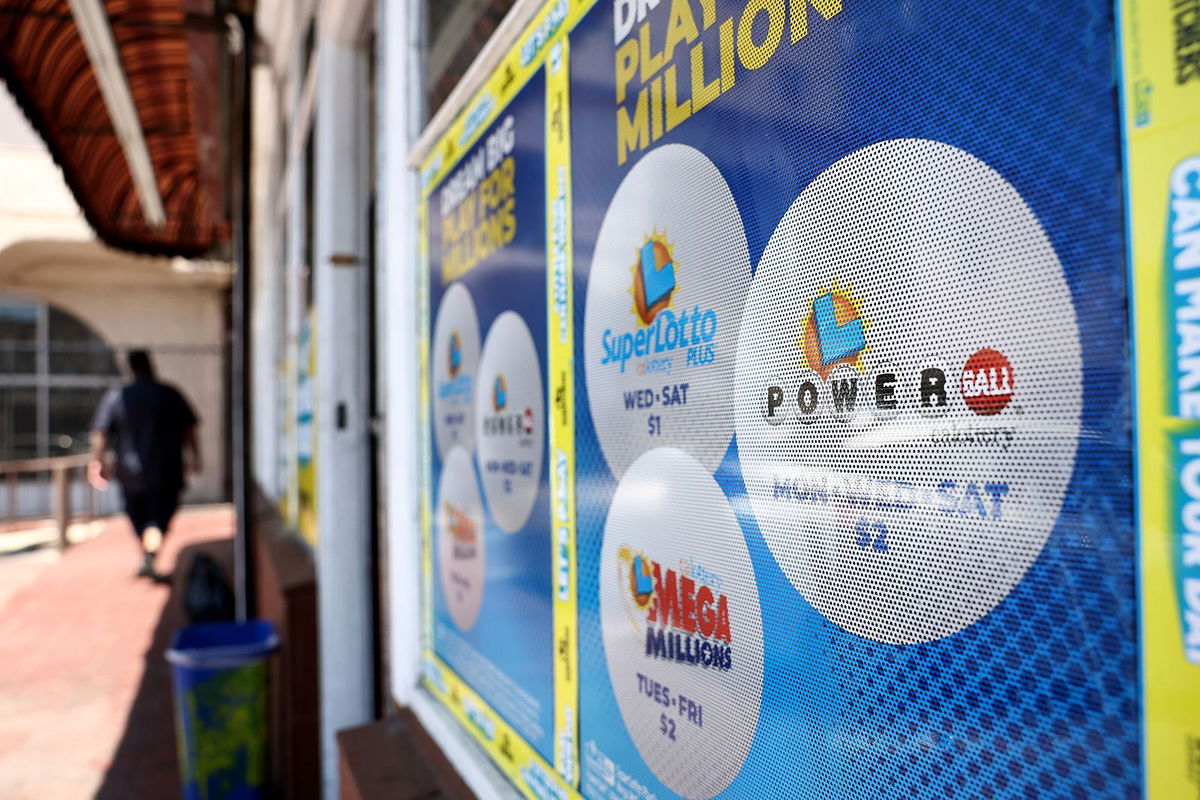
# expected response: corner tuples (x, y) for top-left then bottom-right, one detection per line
(600, 232), (717, 374)
(617, 546), (733, 672)
(763, 286), (1016, 427)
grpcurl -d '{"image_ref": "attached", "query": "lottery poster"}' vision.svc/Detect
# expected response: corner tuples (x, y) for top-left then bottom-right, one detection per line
(411, 0), (1200, 798)
(422, 64), (560, 773)
(569, 1), (1141, 798)
(1121, 0), (1200, 796)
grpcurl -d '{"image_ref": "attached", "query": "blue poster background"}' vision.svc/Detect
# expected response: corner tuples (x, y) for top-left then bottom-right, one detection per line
(569, 2), (1138, 799)
(427, 69), (555, 761)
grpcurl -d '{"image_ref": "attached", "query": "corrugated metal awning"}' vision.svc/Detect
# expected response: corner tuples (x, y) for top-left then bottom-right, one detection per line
(0, 0), (232, 257)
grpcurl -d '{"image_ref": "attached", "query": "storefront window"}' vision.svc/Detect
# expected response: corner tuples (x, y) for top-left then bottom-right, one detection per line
(424, 0), (516, 118)
(0, 298), (120, 459)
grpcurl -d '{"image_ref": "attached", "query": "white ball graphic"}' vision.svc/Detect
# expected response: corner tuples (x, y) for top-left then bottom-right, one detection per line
(436, 445), (485, 631)
(734, 139), (1082, 644)
(600, 448), (763, 799)
(583, 144), (750, 479)
(475, 311), (545, 533)
(432, 283), (481, 458)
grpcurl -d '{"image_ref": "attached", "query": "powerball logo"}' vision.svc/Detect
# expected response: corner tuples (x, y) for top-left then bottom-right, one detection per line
(617, 546), (733, 671)
(483, 373), (535, 437)
(600, 231), (717, 373)
(763, 284), (1016, 424)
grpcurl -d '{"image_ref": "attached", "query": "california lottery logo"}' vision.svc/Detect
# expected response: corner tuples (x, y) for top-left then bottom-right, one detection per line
(448, 331), (463, 378)
(445, 501), (477, 559)
(483, 373), (535, 438)
(801, 284), (867, 378)
(763, 285), (1017, 427)
(617, 546), (732, 671)
(493, 373), (508, 412)
(632, 233), (676, 324)
(600, 231), (718, 374)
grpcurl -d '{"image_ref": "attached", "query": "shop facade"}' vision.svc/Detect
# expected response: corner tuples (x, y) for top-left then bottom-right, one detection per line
(248, 0), (1200, 798)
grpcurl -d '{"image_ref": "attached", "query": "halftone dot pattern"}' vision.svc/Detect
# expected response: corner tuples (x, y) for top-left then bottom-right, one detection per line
(568, 0), (1138, 797)
(599, 448), (764, 800)
(582, 144), (751, 478)
(431, 282), (481, 458)
(475, 311), (545, 533)
(425, 68), (558, 762)
(735, 139), (1083, 645)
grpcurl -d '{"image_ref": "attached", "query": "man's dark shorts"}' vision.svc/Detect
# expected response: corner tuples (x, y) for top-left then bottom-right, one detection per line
(122, 488), (180, 537)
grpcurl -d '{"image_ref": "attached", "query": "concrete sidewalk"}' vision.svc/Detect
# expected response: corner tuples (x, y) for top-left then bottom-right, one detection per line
(0, 506), (235, 800)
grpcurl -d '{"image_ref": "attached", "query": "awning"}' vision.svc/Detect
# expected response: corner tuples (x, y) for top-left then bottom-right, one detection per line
(0, 0), (234, 257)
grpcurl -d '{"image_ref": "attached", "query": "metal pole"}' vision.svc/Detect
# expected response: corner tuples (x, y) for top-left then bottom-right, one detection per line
(230, 11), (255, 621)
(53, 465), (69, 549)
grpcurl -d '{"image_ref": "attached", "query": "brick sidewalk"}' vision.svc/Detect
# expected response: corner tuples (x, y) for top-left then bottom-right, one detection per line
(0, 506), (234, 800)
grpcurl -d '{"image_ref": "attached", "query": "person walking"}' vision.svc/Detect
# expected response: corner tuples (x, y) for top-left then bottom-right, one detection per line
(88, 350), (201, 580)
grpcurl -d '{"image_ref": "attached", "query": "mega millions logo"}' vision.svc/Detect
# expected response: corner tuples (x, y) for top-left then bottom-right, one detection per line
(600, 231), (718, 374)
(616, 545), (733, 671)
(484, 373), (535, 437)
(445, 501), (477, 559)
(763, 286), (1016, 424)
(448, 331), (463, 378)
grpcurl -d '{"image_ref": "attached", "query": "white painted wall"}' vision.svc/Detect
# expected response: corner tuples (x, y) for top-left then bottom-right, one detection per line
(313, 34), (375, 799)
(380, 0), (422, 710)
(251, 65), (284, 497)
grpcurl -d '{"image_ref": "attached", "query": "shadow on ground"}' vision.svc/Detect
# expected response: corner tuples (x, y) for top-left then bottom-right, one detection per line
(93, 537), (234, 799)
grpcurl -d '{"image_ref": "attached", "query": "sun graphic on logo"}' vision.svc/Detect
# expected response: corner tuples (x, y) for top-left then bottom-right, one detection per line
(629, 230), (677, 326)
(448, 330), (462, 378)
(799, 282), (870, 379)
(446, 502), (476, 542)
(492, 374), (507, 412)
(617, 546), (655, 634)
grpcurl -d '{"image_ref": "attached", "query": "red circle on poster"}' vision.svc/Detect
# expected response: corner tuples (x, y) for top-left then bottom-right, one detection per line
(960, 348), (1014, 416)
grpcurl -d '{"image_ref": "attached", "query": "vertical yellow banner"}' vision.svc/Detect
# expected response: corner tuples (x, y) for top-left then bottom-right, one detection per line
(419, 200), (434, 652)
(1120, 1), (1200, 797)
(545, 34), (579, 787)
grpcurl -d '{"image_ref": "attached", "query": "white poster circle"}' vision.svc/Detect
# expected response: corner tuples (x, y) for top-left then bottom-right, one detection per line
(734, 139), (1083, 644)
(583, 144), (751, 479)
(600, 448), (763, 799)
(437, 445), (485, 631)
(474, 311), (545, 533)
(432, 283), (481, 458)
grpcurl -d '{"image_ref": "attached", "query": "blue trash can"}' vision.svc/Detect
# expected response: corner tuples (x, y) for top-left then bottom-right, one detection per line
(166, 620), (279, 800)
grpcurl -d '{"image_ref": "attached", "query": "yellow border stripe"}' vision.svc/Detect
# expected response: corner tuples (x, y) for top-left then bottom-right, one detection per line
(545, 34), (578, 786)
(1120, 0), (1200, 797)
(423, 653), (582, 800)
(418, 0), (604, 197)
(418, 0), (592, 788)
(419, 200), (434, 648)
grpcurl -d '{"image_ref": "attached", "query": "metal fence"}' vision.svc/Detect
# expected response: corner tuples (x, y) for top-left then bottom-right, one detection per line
(0, 340), (227, 512)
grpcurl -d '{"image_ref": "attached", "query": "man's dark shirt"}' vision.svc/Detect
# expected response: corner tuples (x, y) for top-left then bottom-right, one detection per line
(92, 378), (198, 493)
